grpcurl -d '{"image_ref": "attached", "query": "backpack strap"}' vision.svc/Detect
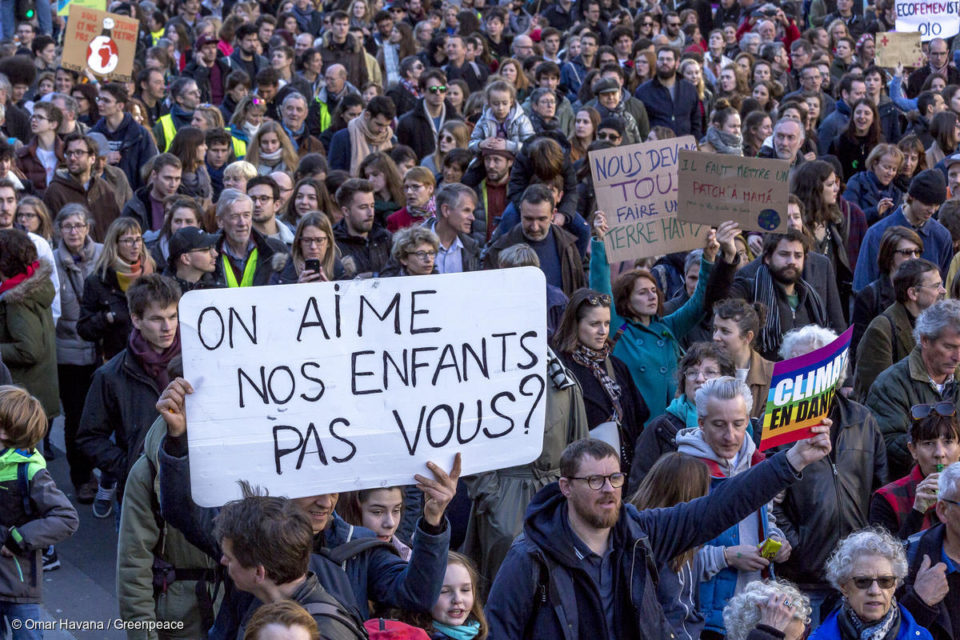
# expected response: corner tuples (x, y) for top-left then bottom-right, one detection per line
(301, 601), (369, 639)
(322, 537), (400, 568)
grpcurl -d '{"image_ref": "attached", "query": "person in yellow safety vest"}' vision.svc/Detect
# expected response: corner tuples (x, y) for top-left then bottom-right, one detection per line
(152, 78), (201, 152)
(212, 189), (291, 288)
(226, 95), (267, 160)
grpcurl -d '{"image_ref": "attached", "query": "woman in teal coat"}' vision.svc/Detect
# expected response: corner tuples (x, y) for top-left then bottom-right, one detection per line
(590, 214), (740, 422)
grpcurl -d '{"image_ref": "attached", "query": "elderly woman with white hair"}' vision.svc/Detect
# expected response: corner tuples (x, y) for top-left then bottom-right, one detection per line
(723, 579), (812, 640)
(772, 324), (888, 624)
(809, 528), (933, 639)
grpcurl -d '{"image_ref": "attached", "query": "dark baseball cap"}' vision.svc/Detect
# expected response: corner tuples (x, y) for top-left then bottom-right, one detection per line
(169, 227), (218, 263)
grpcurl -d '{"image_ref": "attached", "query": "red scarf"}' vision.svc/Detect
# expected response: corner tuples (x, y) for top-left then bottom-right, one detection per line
(0, 261), (39, 295)
(128, 328), (181, 389)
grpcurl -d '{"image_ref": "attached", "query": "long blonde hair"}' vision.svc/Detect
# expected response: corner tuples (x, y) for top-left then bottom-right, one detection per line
(94, 217), (156, 278)
(246, 121), (299, 173)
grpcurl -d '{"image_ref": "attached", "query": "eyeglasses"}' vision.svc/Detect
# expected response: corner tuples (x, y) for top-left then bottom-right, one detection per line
(408, 250), (437, 260)
(61, 223), (87, 232)
(29, 114), (48, 121)
(118, 236), (142, 246)
(597, 132), (621, 141)
(686, 368), (722, 379)
(249, 195), (274, 203)
(427, 85), (447, 94)
(301, 237), (328, 246)
(942, 497), (960, 508)
(565, 473), (626, 490)
(250, 97), (265, 106)
(65, 149), (90, 157)
(850, 576), (897, 590)
(911, 402), (956, 421)
(642, 21), (653, 26)
(538, 99), (557, 106)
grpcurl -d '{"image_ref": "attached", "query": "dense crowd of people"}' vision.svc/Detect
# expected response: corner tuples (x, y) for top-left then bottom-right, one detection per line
(2, 0), (960, 638)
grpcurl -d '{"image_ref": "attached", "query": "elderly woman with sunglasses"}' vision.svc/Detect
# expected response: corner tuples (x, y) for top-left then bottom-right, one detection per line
(809, 528), (933, 640)
(552, 289), (649, 482)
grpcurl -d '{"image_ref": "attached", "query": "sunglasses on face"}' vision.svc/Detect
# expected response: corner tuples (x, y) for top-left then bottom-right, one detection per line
(911, 401), (956, 421)
(597, 132), (621, 140)
(427, 85), (447, 94)
(850, 576), (897, 590)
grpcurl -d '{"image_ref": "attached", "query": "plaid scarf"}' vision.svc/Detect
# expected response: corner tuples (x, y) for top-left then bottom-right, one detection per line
(570, 343), (623, 424)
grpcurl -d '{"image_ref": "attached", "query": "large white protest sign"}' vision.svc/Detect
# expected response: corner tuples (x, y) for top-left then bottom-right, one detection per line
(179, 269), (548, 507)
(895, 0), (960, 41)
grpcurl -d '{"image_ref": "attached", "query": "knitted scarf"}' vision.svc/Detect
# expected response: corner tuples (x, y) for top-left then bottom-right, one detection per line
(570, 343), (623, 424)
(407, 195), (437, 221)
(432, 620), (481, 640)
(703, 126), (743, 155)
(666, 395), (699, 428)
(113, 255), (153, 292)
(128, 327), (181, 390)
(838, 598), (901, 640)
(753, 264), (826, 356)
(400, 78), (420, 98)
(347, 114), (393, 176)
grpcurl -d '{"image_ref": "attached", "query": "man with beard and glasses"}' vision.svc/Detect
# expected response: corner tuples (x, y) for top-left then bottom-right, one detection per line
(728, 229), (839, 361)
(485, 406), (835, 639)
(634, 46), (701, 137)
(42, 134), (121, 241)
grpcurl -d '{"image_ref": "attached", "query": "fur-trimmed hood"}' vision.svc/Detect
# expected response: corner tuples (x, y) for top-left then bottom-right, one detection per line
(0, 259), (55, 308)
(321, 31), (363, 53)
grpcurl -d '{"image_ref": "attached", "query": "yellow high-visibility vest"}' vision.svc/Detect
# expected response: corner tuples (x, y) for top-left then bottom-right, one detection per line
(222, 248), (258, 287)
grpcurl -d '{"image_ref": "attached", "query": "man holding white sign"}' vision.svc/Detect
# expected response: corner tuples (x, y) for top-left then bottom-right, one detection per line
(156, 377), (458, 630)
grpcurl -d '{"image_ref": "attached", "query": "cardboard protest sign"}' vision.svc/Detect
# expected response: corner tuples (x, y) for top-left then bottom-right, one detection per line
(676, 150), (790, 234)
(874, 31), (924, 67)
(179, 269), (549, 507)
(62, 6), (138, 81)
(895, 0), (960, 41)
(589, 136), (710, 262)
(56, 0), (106, 17)
(759, 327), (853, 451)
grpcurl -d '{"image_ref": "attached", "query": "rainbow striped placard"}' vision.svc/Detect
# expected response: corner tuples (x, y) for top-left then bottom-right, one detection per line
(759, 326), (853, 451)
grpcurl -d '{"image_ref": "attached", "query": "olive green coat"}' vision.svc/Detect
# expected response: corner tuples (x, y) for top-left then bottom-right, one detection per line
(0, 260), (60, 418)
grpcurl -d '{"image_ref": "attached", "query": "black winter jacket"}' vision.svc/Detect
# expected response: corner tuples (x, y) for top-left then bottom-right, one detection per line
(901, 524), (958, 640)
(75, 348), (166, 492)
(77, 267), (132, 360)
(629, 411), (685, 489)
(395, 98), (462, 161)
(183, 55), (233, 104)
(773, 395), (888, 585)
(333, 220), (392, 277)
(91, 113), (159, 191)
